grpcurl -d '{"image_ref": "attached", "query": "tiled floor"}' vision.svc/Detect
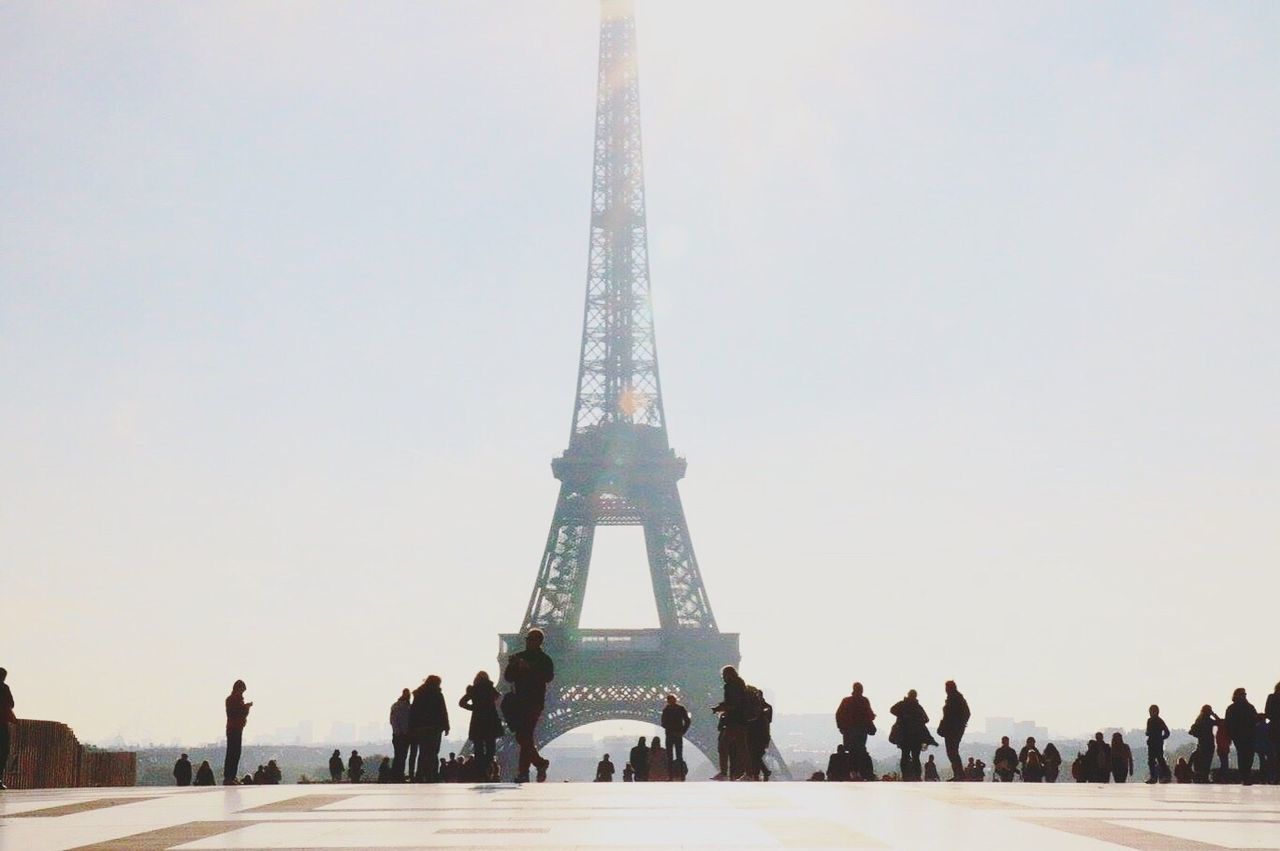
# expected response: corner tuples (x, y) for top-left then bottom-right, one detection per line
(1, 782), (1277, 850)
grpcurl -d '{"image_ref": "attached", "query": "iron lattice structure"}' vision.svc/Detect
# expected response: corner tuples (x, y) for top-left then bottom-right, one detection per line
(492, 0), (789, 780)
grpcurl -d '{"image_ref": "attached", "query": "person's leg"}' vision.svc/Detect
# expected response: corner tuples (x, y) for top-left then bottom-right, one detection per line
(848, 731), (868, 779)
(0, 721), (10, 783)
(899, 747), (910, 779)
(1237, 744), (1254, 784)
(223, 729), (242, 783)
(717, 729), (729, 777)
(425, 730), (443, 782)
(516, 720), (535, 778)
(945, 735), (964, 780)
(1270, 727), (1280, 784)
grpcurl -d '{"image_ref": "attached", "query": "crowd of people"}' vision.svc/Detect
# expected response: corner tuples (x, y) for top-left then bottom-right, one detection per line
(817, 682), (1280, 786)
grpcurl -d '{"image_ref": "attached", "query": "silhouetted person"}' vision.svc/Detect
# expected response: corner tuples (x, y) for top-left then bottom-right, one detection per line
(993, 736), (1018, 782)
(1215, 715), (1232, 777)
(504, 628), (554, 783)
(826, 744), (852, 782)
(1253, 714), (1270, 781)
(889, 689), (931, 782)
(924, 754), (940, 781)
(712, 665), (749, 780)
(377, 757), (394, 783)
(0, 668), (14, 790)
(1019, 737), (1041, 780)
(1225, 687), (1258, 784)
(836, 682), (876, 781)
(649, 736), (669, 781)
(747, 685), (773, 780)
(1173, 757), (1193, 783)
(1086, 733), (1111, 782)
(629, 736), (650, 781)
(1042, 743), (1062, 783)
(223, 680), (252, 785)
(173, 753), (193, 787)
(348, 750), (364, 783)
(194, 760), (216, 786)
(1266, 682), (1280, 784)
(623, 762), (634, 782)
(411, 675), (450, 782)
(661, 694), (691, 766)
(265, 760), (281, 785)
(1110, 732), (1133, 783)
(1022, 749), (1044, 783)
(1189, 705), (1218, 782)
(253, 764), (266, 784)
(595, 754), (615, 782)
(329, 749), (344, 782)
(460, 671), (502, 781)
(1145, 704), (1170, 783)
(937, 680), (970, 782)
(390, 688), (411, 781)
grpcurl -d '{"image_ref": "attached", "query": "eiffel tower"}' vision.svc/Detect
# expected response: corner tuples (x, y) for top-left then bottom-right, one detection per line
(495, 0), (789, 780)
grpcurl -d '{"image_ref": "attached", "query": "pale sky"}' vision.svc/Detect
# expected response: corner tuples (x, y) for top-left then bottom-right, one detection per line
(2, 1), (1277, 747)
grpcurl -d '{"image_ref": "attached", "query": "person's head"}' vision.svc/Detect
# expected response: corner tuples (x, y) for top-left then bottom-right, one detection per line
(180, 753), (188, 760)
(232, 679), (246, 693)
(1094, 732), (1104, 742)
(400, 687), (410, 700)
(1200, 704), (1213, 716)
(200, 760), (209, 768)
(351, 749), (358, 756)
(425, 674), (442, 689)
(268, 759), (277, 768)
(332, 749), (340, 757)
(1110, 732), (1122, 745)
(907, 689), (917, 700)
(1001, 736), (1009, 746)
(1233, 687), (1247, 701)
(927, 754), (934, 762)
(721, 665), (738, 683)
(637, 736), (646, 746)
(1274, 681), (1280, 694)
(666, 693), (678, 705)
(1149, 704), (1160, 717)
(836, 744), (846, 753)
(852, 681), (863, 695)
(1026, 737), (1035, 746)
(525, 628), (544, 649)
(0, 667), (7, 682)
(474, 671), (491, 687)
(603, 753), (611, 761)
(945, 680), (956, 694)
(651, 736), (661, 748)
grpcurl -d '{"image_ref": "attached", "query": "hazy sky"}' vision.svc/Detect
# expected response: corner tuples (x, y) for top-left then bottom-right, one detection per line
(2, 0), (1277, 747)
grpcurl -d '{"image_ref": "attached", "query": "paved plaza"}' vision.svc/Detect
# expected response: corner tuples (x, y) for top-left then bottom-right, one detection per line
(2, 782), (1279, 850)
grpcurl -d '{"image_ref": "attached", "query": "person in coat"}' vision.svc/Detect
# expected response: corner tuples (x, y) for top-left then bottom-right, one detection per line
(389, 688), (411, 781)
(1189, 704), (1218, 783)
(410, 676), (450, 783)
(889, 689), (931, 781)
(460, 671), (503, 781)
(1145, 705), (1170, 783)
(937, 680), (970, 782)
(1225, 687), (1258, 784)
(835, 682), (876, 781)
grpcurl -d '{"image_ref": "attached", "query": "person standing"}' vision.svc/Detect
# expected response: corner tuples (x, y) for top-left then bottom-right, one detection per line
(1145, 705), (1171, 783)
(595, 754), (615, 782)
(412, 676), (449, 783)
(223, 680), (252, 785)
(1042, 743), (1062, 783)
(924, 755), (940, 781)
(835, 682), (876, 781)
(712, 666), (750, 780)
(1189, 705), (1218, 783)
(661, 694), (691, 767)
(0, 668), (15, 790)
(993, 737), (1018, 782)
(1266, 682), (1280, 785)
(1225, 687), (1258, 785)
(649, 736), (669, 782)
(172, 753), (193, 787)
(504, 629), (554, 783)
(460, 671), (503, 782)
(937, 681), (970, 782)
(347, 750), (364, 783)
(747, 686), (773, 781)
(1110, 732), (1133, 783)
(329, 749), (344, 782)
(889, 689), (930, 782)
(629, 736), (650, 781)
(389, 688), (411, 781)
